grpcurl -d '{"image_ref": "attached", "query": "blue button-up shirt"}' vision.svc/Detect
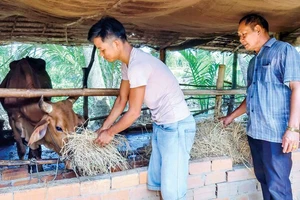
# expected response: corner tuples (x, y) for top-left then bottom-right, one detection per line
(246, 38), (300, 143)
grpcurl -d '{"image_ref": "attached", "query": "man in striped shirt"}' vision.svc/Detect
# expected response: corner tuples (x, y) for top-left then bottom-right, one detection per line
(220, 14), (300, 200)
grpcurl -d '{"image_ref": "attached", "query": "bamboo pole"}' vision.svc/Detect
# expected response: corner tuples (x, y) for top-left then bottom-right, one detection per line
(227, 52), (238, 114)
(83, 45), (96, 126)
(0, 88), (120, 97)
(159, 48), (166, 63)
(0, 88), (246, 98)
(214, 64), (226, 118)
(0, 159), (61, 166)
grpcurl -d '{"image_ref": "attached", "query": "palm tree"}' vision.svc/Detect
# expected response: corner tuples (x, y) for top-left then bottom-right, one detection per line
(177, 49), (219, 111)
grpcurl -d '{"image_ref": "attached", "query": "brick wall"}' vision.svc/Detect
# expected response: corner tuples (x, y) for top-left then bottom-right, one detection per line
(0, 151), (300, 200)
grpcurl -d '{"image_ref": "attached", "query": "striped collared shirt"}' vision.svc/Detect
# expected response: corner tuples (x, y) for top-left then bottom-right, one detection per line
(246, 37), (300, 143)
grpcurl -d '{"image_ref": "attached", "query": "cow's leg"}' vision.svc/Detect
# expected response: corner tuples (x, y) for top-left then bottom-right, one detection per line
(28, 145), (43, 172)
(9, 117), (27, 160)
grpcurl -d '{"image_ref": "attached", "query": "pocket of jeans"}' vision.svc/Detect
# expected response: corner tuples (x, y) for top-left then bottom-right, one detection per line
(185, 128), (196, 154)
(160, 122), (178, 132)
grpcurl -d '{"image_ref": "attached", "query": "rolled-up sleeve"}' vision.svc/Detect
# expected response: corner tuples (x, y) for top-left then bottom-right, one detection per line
(283, 45), (300, 87)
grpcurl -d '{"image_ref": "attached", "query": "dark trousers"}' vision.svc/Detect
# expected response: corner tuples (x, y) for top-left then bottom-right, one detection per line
(247, 136), (293, 200)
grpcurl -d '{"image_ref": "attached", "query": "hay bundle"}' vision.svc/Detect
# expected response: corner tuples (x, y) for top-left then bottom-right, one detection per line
(191, 119), (251, 166)
(61, 129), (130, 176)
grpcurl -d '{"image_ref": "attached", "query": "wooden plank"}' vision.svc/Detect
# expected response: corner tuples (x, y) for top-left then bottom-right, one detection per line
(0, 88), (246, 97)
(0, 159), (61, 166)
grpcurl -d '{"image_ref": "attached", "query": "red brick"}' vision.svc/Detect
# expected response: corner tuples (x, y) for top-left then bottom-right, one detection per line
(227, 167), (255, 182)
(80, 178), (110, 195)
(238, 179), (257, 194)
(293, 188), (300, 200)
(62, 171), (77, 179)
(13, 178), (39, 186)
(247, 192), (263, 200)
(235, 194), (249, 200)
(101, 189), (129, 200)
(186, 189), (194, 200)
(139, 171), (147, 184)
(291, 162), (300, 172)
(0, 182), (12, 188)
(111, 173), (139, 189)
(0, 193), (13, 200)
(14, 187), (47, 200)
(129, 184), (159, 200)
(46, 182), (80, 200)
(129, 160), (149, 168)
(194, 185), (216, 199)
(217, 182), (239, 198)
(211, 157), (232, 171)
(205, 171), (226, 185)
(291, 171), (300, 184)
(111, 166), (123, 173)
(64, 195), (101, 200)
(2, 167), (29, 181)
(40, 174), (65, 182)
(292, 150), (300, 162)
(189, 160), (211, 175)
(188, 174), (205, 189)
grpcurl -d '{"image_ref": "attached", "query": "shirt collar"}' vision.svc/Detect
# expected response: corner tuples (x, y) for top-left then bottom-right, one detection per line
(263, 37), (276, 48)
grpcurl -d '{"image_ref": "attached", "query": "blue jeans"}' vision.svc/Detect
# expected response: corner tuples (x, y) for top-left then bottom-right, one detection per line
(147, 115), (196, 200)
(247, 136), (293, 200)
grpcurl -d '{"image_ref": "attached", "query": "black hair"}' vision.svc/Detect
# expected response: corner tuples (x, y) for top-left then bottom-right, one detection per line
(239, 14), (269, 32)
(87, 16), (127, 42)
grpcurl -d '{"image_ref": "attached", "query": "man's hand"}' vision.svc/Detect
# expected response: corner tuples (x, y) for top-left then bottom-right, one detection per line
(94, 129), (114, 147)
(282, 130), (299, 153)
(219, 115), (234, 127)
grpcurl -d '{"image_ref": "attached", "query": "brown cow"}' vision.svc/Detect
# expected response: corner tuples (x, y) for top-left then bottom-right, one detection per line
(0, 57), (82, 170)
(28, 96), (81, 154)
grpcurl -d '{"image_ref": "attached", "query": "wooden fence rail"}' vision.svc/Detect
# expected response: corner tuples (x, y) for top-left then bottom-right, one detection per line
(0, 88), (246, 98)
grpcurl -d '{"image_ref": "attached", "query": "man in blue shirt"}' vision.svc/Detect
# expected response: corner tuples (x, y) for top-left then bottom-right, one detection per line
(220, 14), (300, 200)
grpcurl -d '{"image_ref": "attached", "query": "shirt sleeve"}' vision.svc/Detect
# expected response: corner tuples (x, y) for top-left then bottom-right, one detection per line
(121, 63), (129, 80)
(128, 62), (152, 88)
(283, 44), (300, 86)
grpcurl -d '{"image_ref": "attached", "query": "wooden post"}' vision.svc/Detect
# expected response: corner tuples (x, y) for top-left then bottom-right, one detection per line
(227, 52), (237, 114)
(214, 64), (226, 118)
(159, 48), (166, 63)
(274, 32), (281, 40)
(83, 46), (96, 126)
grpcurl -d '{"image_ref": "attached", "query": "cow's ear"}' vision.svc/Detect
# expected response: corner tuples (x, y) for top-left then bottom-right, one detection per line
(76, 114), (86, 127)
(28, 121), (49, 146)
(67, 96), (79, 104)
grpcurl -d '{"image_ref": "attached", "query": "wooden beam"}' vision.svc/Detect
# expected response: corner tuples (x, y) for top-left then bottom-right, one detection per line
(159, 48), (166, 63)
(83, 45), (96, 125)
(0, 88), (246, 98)
(0, 88), (120, 97)
(0, 159), (61, 166)
(214, 64), (226, 117)
(227, 52), (238, 114)
(166, 38), (213, 51)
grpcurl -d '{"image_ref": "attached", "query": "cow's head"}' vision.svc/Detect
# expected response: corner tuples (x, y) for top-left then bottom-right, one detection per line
(28, 96), (83, 156)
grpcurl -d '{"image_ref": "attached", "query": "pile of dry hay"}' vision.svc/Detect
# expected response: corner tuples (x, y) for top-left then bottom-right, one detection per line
(191, 119), (251, 166)
(61, 129), (130, 176)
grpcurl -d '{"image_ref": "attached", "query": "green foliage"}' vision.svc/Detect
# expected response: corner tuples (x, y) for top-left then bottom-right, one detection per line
(0, 43), (86, 114)
(98, 57), (121, 88)
(179, 49), (217, 86)
(176, 49), (219, 111)
(0, 43), (250, 123)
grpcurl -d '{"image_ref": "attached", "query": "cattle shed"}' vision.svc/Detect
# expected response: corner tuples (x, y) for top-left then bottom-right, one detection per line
(0, 0), (299, 51)
(0, 1), (300, 200)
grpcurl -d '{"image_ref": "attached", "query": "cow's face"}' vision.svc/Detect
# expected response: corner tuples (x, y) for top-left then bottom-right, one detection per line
(28, 97), (83, 155)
